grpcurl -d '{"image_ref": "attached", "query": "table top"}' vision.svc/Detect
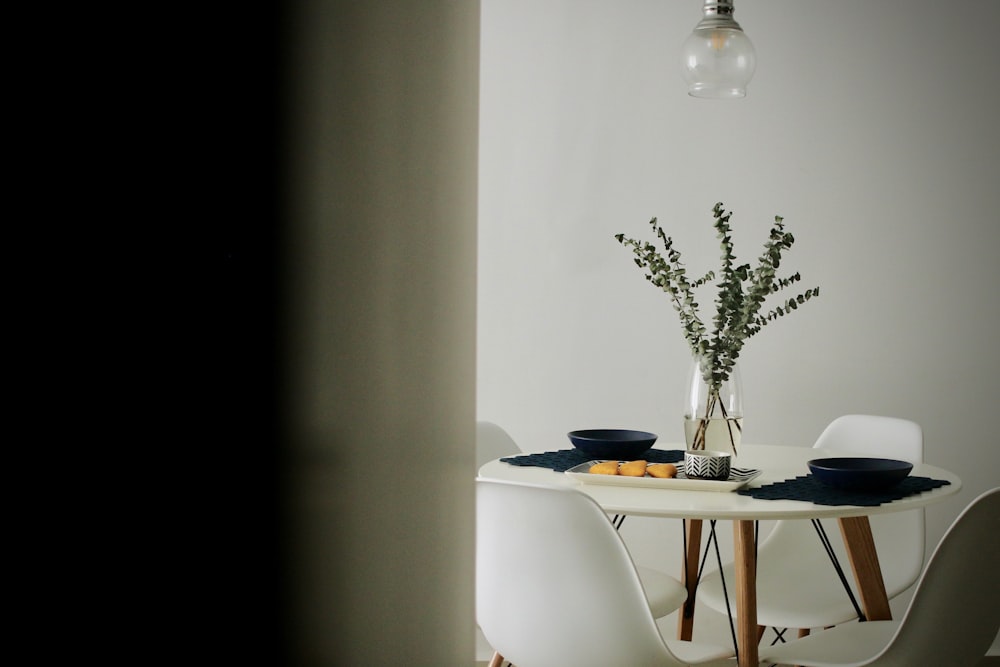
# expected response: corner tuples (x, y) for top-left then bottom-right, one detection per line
(478, 443), (962, 520)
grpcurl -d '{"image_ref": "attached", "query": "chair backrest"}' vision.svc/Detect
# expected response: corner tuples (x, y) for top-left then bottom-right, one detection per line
(476, 479), (683, 667)
(874, 487), (1000, 666)
(813, 414), (926, 597)
(812, 414), (923, 461)
(476, 421), (521, 469)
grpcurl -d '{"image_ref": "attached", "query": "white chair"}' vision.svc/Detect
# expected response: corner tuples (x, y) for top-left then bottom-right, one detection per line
(475, 422), (522, 667)
(476, 421), (522, 469)
(474, 424), (692, 666)
(697, 415), (925, 634)
(759, 487), (1000, 667)
(475, 421), (684, 616)
(476, 478), (736, 667)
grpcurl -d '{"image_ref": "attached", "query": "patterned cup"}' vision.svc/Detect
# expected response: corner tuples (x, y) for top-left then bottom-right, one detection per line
(684, 450), (732, 480)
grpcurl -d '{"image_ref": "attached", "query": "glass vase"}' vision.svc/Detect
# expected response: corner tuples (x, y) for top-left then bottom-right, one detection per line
(684, 357), (744, 455)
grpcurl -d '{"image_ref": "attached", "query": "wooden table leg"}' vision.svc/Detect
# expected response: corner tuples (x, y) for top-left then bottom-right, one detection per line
(838, 516), (892, 621)
(677, 518), (703, 641)
(733, 520), (758, 667)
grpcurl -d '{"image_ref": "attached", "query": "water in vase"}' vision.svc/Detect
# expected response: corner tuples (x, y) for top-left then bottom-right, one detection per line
(684, 416), (743, 454)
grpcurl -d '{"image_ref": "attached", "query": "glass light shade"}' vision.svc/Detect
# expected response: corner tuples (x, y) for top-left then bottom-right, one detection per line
(681, 26), (756, 98)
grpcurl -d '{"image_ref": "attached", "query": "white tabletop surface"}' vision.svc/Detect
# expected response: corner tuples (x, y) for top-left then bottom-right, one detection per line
(477, 443), (962, 520)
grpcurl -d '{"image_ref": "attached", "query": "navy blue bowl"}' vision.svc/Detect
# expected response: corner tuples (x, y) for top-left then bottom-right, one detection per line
(808, 457), (913, 491)
(567, 429), (657, 460)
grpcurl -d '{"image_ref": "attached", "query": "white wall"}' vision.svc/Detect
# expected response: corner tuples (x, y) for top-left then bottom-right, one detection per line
(479, 0), (1000, 652)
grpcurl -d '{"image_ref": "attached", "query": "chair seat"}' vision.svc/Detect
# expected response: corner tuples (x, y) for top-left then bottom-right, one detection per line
(697, 513), (923, 629)
(759, 620), (900, 667)
(636, 565), (689, 619)
(665, 638), (743, 665)
(698, 558), (865, 630)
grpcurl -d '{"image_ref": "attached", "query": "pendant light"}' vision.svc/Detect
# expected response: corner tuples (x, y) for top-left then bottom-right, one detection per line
(680, 0), (756, 99)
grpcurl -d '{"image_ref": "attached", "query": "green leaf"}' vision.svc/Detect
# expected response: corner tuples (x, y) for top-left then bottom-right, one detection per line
(615, 203), (819, 374)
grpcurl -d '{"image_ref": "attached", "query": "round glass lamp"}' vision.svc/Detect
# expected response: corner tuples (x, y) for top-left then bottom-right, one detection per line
(681, 0), (756, 99)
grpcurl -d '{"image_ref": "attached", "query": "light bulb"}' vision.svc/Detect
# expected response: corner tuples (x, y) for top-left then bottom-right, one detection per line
(680, 1), (756, 99)
(710, 30), (728, 52)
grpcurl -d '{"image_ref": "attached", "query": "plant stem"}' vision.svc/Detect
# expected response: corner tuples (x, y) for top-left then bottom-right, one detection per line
(692, 390), (716, 450)
(693, 385), (741, 454)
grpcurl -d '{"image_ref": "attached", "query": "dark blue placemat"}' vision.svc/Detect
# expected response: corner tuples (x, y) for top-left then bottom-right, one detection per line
(500, 448), (685, 473)
(738, 474), (951, 506)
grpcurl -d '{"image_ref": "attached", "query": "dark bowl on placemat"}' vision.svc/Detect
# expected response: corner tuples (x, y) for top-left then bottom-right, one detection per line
(808, 457), (913, 491)
(567, 429), (657, 460)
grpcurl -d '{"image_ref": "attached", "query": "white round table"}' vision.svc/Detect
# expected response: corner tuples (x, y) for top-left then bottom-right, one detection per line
(478, 443), (962, 667)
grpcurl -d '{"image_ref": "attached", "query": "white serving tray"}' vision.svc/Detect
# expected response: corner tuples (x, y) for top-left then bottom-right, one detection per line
(565, 461), (762, 492)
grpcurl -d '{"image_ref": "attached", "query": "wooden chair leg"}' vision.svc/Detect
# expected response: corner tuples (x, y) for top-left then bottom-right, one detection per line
(488, 650), (505, 667)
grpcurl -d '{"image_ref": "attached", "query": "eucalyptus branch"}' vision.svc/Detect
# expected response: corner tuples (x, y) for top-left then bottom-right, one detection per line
(615, 203), (820, 389)
(615, 217), (714, 359)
